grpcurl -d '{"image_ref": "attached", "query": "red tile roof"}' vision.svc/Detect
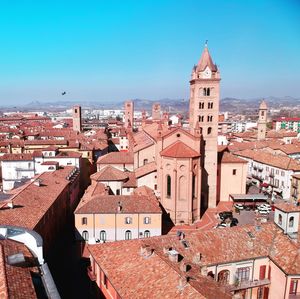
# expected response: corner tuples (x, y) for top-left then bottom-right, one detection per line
(0, 239), (39, 299)
(97, 151), (134, 165)
(135, 161), (157, 178)
(275, 202), (300, 213)
(1, 153), (33, 161)
(160, 141), (200, 158)
(0, 167), (75, 230)
(196, 46), (217, 72)
(75, 194), (162, 214)
(90, 166), (129, 181)
(221, 152), (248, 164)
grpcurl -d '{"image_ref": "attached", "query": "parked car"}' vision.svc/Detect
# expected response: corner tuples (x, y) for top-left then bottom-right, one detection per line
(256, 209), (269, 215)
(234, 204), (244, 210)
(219, 211), (233, 221)
(257, 204), (271, 211)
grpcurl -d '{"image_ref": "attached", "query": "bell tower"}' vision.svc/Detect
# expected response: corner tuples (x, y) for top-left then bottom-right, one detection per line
(257, 100), (267, 140)
(189, 43), (220, 210)
(72, 105), (82, 132)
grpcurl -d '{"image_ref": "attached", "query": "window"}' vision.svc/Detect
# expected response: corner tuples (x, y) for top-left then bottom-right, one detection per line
(144, 217), (151, 224)
(259, 265), (266, 280)
(233, 169), (237, 175)
(167, 175), (171, 197)
(217, 270), (230, 285)
(203, 88), (211, 96)
(82, 217), (87, 225)
(276, 169), (279, 175)
(192, 174), (196, 198)
(143, 159), (148, 165)
(198, 115), (204, 122)
(207, 127), (212, 135)
(100, 230), (106, 241)
(208, 102), (213, 109)
(116, 189), (120, 195)
(266, 166), (269, 172)
(281, 171), (285, 177)
(144, 230), (150, 238)
(82, 230), (89, 241)
(103, 273), (107, 288)
(278, 214), (283, 225)
(290, 279), (299, 294)
(127, 187), (130, 192)
(207, 115), (213, 122)
(125, 230), (132, 240)
(199, 102), (204, 109)
(154, 184), (157, 190)
(289, 216), (294, 227)
(236, 267), (250, 282)
(275, 179), (279, 187)
(125, 217), (132, 224)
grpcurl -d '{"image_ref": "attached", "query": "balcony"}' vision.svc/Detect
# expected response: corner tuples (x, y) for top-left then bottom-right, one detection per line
(229, 278), (270, 291)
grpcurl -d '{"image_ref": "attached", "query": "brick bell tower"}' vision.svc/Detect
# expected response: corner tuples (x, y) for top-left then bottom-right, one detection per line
(189, 42), (221, 211)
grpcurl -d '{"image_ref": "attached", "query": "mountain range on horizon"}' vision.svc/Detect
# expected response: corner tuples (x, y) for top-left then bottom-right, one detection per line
(0, 96), (300, 113)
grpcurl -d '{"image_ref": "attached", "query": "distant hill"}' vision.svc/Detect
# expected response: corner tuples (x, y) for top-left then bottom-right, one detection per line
(1, 96), (299, 114)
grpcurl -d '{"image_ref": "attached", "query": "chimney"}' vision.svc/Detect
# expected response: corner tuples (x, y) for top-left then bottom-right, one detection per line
(140, 245), (153, 258)
(33, 179), (42, 187)
(168, 249), (179, 263)
(117, 201), (122, 212)
(193, 252), (202, 264)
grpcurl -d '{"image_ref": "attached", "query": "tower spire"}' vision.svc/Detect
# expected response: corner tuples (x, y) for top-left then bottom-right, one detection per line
(197, 43), (217, 72)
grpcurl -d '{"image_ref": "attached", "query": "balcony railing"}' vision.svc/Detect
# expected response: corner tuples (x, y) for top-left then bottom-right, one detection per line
(228, 278), (270, 291)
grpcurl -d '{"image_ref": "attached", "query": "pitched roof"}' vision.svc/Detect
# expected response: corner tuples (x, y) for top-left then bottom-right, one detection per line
(75, 194), (162, 214)
(1, 153), (33, 161)
(97, 151), (134, 165)
(235, 149), (300, 171)
(90, 166), (129, 181)
(160, 141), (200, 158)
(221, 152), (248, 164)
(196, 46), (217, 72)
(135, 161), (157, 178)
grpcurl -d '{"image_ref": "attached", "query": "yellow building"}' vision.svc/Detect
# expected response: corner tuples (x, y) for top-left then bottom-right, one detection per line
(74, 183), (162, 242)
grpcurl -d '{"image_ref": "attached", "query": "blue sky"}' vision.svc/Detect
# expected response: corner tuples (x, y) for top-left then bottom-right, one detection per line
(0, 0), (299, 104)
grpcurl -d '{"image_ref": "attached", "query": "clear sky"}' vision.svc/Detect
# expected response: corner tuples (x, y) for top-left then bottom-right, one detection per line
(0, 0), (299, 104)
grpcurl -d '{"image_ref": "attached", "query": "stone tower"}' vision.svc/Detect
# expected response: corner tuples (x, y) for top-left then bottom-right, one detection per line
(124, 100), (134, 131)
(72, 105), (82, 132)
(152, 103), (161, 120)
(257, 100), (267, 140)
(189, 43), (221, 210)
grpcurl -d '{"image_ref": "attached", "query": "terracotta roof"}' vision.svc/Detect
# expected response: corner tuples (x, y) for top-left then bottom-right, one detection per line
(160, 141), (200, 158)
(221, 152), (247, 164)
(97, 151), (134, 165)
(75, 194), (162, 214)
(235, 149), (300, 171)
(122, 172), (137, 188)
(90, 166), (129, 181)
(135, 161), (157, 178)
(132, 131), (154, 152)
(275, 202), (300, 213)
(0, 239), (39, 299)
(1, 153), (33, 161)
(40, 161), (59, 166)
(0, 167), (75, 230)
(274, 117), (300, 122)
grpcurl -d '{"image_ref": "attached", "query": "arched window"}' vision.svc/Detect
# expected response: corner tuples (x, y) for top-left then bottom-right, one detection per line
(207, 271), (215, 279)
(125, 230), (132, 240)
(143, 159), (148, 165)
(203, 88), (207, 96)
(82, 230), (89, 241)
(99, 230), (106, 242)
(144, 230), (150, 238)
(208, 102), (213, 109)
(217, 270), (230, 285)
(278, 214), (282, 225)
(207, 127), (212, 135)
(144, 217), (151, 224)
(289, 216), (294, 227)
(167, 175), (171, 197)
(198, 115), (204, 122)
(207, 88), (210, 96)
(199, 102), (204, 109)
(207, 115), (213, 122)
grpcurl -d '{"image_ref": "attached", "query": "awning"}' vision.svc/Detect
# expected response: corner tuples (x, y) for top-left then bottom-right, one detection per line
(230, 194), (269, 203)
(260, 183), (269, 188)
